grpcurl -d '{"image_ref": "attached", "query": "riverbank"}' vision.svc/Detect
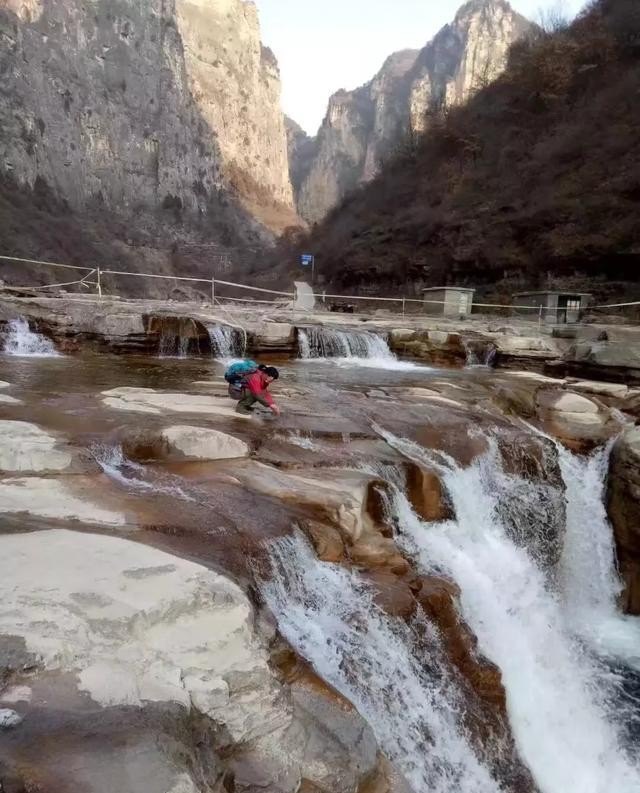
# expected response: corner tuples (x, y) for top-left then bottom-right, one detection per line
(1, 307), (640, 793)
(2, 292), (640, 383)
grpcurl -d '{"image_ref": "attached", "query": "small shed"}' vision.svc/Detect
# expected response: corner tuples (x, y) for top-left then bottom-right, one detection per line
(422, 287), (475, 317)
(513, 291), (592, 324)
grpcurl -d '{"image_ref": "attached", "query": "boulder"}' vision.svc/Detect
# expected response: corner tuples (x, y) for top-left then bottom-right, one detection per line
(232, 464), (382, 542)
(162, 426), (249, 460)
(0, 420), (72, 472)
(535, 389), (616, 445)
(536, 391), (600, 414)
(405, 464), (450, 522)
(607, 427), (640, 614)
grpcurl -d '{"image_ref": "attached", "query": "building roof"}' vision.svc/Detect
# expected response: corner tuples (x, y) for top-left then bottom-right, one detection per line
(421, 287), (475, 294)
(513, 291), (592, 298)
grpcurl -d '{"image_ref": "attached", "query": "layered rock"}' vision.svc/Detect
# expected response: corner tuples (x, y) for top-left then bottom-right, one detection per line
(0, 0), (295, 242)
(608, 426), (640, 614)
(291, 0), (531, 223)
(0, 529), (380, 793)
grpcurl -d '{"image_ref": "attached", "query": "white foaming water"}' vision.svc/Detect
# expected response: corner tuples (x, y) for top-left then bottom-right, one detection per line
(208, 324), (243, 361)
(3, 318), (60, 357)
(158, 332), (191, 359)
(557, 441), (640, 666)
(92, 443), (195, 501)
(298, 327), (426, 370)
(378, 428), (640, 793)
(262, 533), (503, 793)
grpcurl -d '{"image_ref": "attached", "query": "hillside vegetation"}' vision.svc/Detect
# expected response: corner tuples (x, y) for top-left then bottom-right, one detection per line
(280, 0), (640, 304)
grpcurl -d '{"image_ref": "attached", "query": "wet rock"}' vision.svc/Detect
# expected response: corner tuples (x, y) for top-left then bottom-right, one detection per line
(0, 380), (10, 389)
(254, 322), (296, 352)
(163, 426), (249, 460)
(287, 681), (379, 792)
(536, 389), (615, 445)
(608, 426), (640, 614)
(233, 463), (382, 541)
(0, 394), (22, 405)
(0, 477), (126, 526)
(303, 521), (345, 563)
(394, 330), (467, 366)
(103, 387), (251, 419)
(0, 420), (72, 473)
(361, 571), (416, 619)
(405, 464), (450, 522)
(123, 426), (250, 462)
(0, 709), (22, 729)
(566, 379), (629, 400)
(415, 575), (532, 789)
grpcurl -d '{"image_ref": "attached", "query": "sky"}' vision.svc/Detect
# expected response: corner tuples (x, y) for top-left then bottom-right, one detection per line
(257, 0), (588, 135)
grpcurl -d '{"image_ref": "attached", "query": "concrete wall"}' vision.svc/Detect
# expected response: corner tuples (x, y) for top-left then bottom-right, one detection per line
(424, 290), (473, 317)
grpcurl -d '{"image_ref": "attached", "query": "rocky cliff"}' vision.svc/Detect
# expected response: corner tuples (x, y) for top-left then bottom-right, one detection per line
(0, 0), (295, 267)
(291, 0), (530, 224)
(281, 0), (640, 303)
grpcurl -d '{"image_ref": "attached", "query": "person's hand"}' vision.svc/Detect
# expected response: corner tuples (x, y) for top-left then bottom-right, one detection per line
(271, 404), (281, 417)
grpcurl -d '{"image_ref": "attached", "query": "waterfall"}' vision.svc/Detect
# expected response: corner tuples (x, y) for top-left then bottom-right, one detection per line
(2, 318), (60, 357)
(158, 329), (193, 358)
(556, 440), (640, 664)
(298, 327), (394, 360)
(91, 443), (194, 501)
(207, 324), (244, 360)
(464, 340), (496, 367)
(262, 532), (503, 793)
(377, 429), (640, 793)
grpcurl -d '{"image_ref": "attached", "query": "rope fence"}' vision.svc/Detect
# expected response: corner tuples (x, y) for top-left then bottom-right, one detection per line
(1, 253), (639, 320)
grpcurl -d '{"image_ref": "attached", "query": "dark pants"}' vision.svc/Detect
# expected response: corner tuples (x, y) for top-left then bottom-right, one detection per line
(236, 390), (260, 414)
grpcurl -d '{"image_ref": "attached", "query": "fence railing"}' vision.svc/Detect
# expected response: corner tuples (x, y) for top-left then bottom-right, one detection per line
(2, 254), (640, 325)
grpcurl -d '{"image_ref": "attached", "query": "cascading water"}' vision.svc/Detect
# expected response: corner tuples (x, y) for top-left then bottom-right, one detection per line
(207, 324), (244, 360)
(556, 440), (640, 665)
(464, 340), (497, 368)
(298, 326), (394, 360)
(297, 326), (425, 370)
(2, 318), (60, 357)
(262, 532), (503, 793)
(377, 428), (640, 793)
(91, 443), (194, 501)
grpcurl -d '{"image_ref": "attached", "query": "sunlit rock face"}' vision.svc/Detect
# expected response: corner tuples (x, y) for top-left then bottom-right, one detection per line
(291, 0), (531, 223)
(0, 0), (293, 231)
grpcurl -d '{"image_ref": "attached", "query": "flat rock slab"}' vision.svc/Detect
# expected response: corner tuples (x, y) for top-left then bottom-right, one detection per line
(0, 529), (283, 743)
(0, 394), (22, 405)
(162, 426), (249, 460)
(536, 390), (600, 414)
(0, 380), (10, 389)
(102, 387), (250, 420)
(0, 477), (125, 526)
(0, 420), (72, 473)
(566, 379), (630, 399)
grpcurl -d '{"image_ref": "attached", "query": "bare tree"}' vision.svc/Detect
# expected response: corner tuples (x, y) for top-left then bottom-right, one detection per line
(537, 0), (571, 35)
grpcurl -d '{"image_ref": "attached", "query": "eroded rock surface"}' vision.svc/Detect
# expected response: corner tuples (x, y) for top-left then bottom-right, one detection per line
(608, 426), (640, 614)
(0, 530), (381, 793)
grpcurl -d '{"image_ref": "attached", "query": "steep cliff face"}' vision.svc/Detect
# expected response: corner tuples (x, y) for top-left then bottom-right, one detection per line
(0, 0), (294, 243)
(292, 0), (530, 224)
(175, 0), (294, 216)
(282, 0), (640, 303)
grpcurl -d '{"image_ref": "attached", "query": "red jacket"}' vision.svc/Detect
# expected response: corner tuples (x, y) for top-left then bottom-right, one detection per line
(244, 371), (275, 407)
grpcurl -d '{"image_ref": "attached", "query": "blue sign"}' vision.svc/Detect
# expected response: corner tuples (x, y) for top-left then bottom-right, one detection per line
(300, 254), (314, 267)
